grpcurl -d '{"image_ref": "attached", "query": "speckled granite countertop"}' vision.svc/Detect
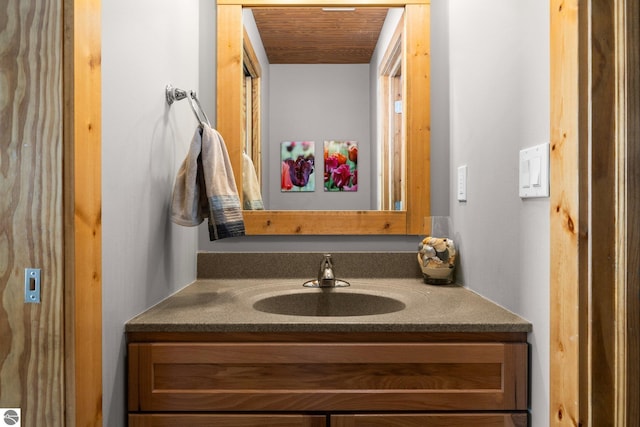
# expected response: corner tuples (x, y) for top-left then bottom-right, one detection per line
(125, 278), (532, 334)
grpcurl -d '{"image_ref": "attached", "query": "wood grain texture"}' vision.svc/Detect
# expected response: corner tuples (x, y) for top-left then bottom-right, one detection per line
(0, 0), (65, 425)
(379, 16), (403, 211)
(392, 75), (404, 204)
(549, 0), (582, 425)
(550, 0), (640, 425)
(243, 27), (263, 186)
(404, 3), (430, 234)
(130, 414), (326, 427)
(590, 1), (617, 423)
(331, 413), (528, 427)
(152, 362), (503, 390)
(252, 7), (388, 64)
(63, 0), (103, 425)
(217, 4), (245, 198)
(624, 0), (640, 423)
(243, 210), (407, 234)
(615, 0), (640, 423)
(130, 342), (527, 413)
(128, 344), (140, 412)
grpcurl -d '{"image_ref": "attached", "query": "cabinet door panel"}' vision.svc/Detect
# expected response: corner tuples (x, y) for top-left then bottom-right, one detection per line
(129, 342), (527, 412)
(129, 414), (326, 427)
(331, 413), (527, 427)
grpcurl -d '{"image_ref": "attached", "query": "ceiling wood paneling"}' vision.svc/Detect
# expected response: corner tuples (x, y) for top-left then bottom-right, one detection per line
(251, 7), (389, 64)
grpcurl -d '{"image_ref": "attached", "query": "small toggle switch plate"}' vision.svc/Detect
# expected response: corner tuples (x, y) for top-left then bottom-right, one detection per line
(457, 165), (467, 202)
(24, 268), (41, 303)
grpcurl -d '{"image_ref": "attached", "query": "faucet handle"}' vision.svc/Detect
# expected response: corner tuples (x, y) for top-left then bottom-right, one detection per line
(322, 253), (333, 268)
(318, 254), (335, 286)
(303, 253), (349, 288)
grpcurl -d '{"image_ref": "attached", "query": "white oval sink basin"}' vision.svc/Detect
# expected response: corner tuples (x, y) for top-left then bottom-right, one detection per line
(252, 291), (406, 317)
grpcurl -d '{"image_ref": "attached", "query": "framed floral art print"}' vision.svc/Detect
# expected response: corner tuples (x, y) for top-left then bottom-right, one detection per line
(324, 140), (358, 192)
(280, 141), (315, 192)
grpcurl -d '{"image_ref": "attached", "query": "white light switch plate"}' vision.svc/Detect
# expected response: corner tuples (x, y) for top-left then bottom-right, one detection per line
(457, 165), (467, 201)
(519, 143), (549, 198)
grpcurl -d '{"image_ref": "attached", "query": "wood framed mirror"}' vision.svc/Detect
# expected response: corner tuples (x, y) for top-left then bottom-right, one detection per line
(217, 0), (430, 235)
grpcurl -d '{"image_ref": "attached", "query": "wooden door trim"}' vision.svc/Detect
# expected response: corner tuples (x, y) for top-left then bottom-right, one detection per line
(63, 0), (102, 425)
(618, 0), (640, 423)
(549, 0), (582, 421)
(550, 0), (639, 424)
(242, 27), (263, 187)
(379, 15), (403, 211)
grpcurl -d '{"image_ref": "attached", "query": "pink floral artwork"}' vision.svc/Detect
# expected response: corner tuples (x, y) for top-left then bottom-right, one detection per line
(324, 140), (358, 192)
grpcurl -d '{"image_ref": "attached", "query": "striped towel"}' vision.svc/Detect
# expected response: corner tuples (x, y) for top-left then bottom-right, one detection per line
(171, 124), (245, 240)
(242, 152), (264, 210)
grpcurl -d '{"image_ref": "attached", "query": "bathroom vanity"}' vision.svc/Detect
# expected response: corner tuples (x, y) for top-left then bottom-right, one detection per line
(126, 272), (531, 427)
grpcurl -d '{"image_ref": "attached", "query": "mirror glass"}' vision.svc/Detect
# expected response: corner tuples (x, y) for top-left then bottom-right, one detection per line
(216, 0), (430, 235)
(241, 7), (406, 211)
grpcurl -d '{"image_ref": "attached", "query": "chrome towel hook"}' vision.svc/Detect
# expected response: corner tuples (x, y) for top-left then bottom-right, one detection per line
(166, 84), (187, 104)
(166, 84), (211, 128)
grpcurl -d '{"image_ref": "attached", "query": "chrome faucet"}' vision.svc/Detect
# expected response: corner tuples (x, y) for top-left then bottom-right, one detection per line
(303, 254), (350, 288)
(318, 254), (336, 287)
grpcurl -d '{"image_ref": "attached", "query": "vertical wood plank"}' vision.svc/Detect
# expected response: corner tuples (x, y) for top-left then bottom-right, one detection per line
(378, 18), (402, 211)
(507, 343), (529, 410)
(551, 0), (640, 425)
(393, 75), (404, 207)
(128, 344), (140, 412)
(242, 28), (263, 188)
(0, 0), (65, 425)
(617, 0), (640, 424)
(624, 0), (640, 421)
(381, 72), (391, 210)
(549, 0), (583, 425)
(404, 3), (430, 234)
(590, 0), (617, 423)
(63, 0), (103, 425)
(217, 4), (244, 200)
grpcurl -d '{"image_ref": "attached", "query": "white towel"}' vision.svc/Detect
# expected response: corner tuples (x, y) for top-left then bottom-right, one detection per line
(171, 125), (245, 240)
(242, 152), (264, 210)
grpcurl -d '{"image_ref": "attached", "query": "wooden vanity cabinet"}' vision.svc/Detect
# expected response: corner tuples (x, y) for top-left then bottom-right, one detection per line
(127, 332), (529, 426)
(331, 414), (527, 426)
(128, 414), (326, 427)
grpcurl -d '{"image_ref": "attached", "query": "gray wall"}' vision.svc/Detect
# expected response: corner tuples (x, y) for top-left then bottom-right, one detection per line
(268, 64), (371, 209)
(448, 0), (550, 424)
(101, 0), (549, 425)
(101, 0), (213, 425)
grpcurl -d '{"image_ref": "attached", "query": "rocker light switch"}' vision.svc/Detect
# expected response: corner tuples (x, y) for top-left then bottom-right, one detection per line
(530, 156), (542, 186)
(519, 143), (549, 198)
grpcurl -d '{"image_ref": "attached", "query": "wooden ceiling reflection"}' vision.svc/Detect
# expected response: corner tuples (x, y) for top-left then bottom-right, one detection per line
(251, 7), (389, 64)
